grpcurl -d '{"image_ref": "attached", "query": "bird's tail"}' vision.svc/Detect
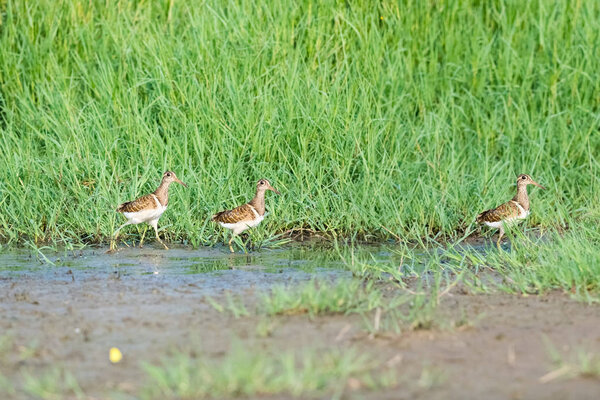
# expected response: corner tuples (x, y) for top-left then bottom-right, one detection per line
(116, 202), (128, 213)
(475, 210), (487, 223)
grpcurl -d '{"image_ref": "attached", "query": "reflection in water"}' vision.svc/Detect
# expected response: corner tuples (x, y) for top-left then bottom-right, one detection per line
(0, 241), (465, 294)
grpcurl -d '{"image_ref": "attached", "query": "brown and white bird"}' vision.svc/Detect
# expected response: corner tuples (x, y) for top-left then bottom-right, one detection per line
(476, 174), (545, 248)
(212, 179), (280, 252)
(111, 171), (187, 250)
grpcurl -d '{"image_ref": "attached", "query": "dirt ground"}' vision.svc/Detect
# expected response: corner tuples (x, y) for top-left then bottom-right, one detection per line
(1, 247), (599, 399)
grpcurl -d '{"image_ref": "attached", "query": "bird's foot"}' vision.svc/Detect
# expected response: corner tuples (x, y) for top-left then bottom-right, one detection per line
(107, 240), (117, 253)
(156, 238), (169, 250)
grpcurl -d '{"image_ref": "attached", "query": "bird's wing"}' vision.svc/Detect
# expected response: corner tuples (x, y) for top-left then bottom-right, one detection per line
(476, 201), (519, 223)
(212, 204), (255, 223)
(116, 194), (157, 213)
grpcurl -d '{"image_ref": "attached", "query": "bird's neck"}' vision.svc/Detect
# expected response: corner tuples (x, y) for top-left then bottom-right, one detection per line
(153, 180), (171, 207)
(512, 183), (529, 211)
(249, 189), (266, 216)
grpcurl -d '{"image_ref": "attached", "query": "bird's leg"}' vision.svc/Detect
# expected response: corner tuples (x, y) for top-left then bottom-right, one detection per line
(228, 234), (236, 253)
(150, 219), (168, 250)
(497, 227), (505, 250)
(242, 234), (251, 253)
(245, 233), (253, 247)
(139, 225), (148, 248)
(110, 222), (131, 251)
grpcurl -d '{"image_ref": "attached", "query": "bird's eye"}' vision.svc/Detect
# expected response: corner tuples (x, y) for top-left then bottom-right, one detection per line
(167, 173), (171, 177)
(522, 176), (526, 180)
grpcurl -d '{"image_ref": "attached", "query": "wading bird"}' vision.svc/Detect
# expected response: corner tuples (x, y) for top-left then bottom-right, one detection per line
(111, 171), (187, 250)
(477, 174), (545, 249)
(212, 179), (280, 252)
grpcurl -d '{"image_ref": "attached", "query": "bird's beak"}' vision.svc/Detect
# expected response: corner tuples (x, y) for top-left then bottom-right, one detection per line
(531, 180), (545, 190)
(176, 178), (188, 188)
(268, 185), (280, 195)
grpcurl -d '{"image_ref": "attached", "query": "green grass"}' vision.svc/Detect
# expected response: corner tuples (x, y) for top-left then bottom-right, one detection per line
(212, 277), (453, 333)
(458, 229), (600, 300)
(142, 342), (397, 399)
(0, 334), (398, 399)
(542, 339), (600, 382)
(21, 369), (84, 400)
(0, 336), (84, 400)
(0, 0), (599, 246)
(340, 223), (600, 300)
(261, 279), (393, 316)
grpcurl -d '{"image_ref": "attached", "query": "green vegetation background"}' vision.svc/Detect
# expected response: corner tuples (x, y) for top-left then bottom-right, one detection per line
(0, 0), (598, 246)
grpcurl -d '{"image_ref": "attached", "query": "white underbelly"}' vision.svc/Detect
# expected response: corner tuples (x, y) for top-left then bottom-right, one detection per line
(219, 215), (264, 234)
(485, 211), (529, 229)
(124, 206), (166, 224)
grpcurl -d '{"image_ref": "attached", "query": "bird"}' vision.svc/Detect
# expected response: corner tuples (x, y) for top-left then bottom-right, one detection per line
(476, 174), (545, 249)
(212, 179), (280, 252)
(111, 171), (187, 251)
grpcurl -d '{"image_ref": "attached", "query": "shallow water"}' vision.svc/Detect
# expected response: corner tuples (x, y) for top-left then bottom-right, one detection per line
(0, 243), (412, 295)
(0, 238), (501, 299)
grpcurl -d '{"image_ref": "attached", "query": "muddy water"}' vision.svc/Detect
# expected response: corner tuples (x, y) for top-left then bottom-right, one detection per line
(0, 239), (493, 290)
(0, 245), (375, 294)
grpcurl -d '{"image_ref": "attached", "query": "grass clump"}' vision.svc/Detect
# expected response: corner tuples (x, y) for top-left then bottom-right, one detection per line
(0, 0), (599, 246)
(260, 279), (394, 316)
(541, 340), (600, 383)
(143, 343), (397, 399)
(483, 232), (600, 300)
(0, 336), (85, 400)
(338, 219), (600, 302)
(204, 293), (250, 318)
(21, 369), (84, 400)
(209, 276), (448, 334)
(439, 226), (600, 301)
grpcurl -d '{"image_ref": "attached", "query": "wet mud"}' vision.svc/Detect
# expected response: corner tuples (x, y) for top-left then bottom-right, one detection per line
(0, 245), (598, 399)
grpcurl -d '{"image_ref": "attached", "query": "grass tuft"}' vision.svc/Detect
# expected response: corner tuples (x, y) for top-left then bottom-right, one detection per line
(260, 279), (394, 316)
(542, 339), (600, 383)
(142, 343), (397, 399)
